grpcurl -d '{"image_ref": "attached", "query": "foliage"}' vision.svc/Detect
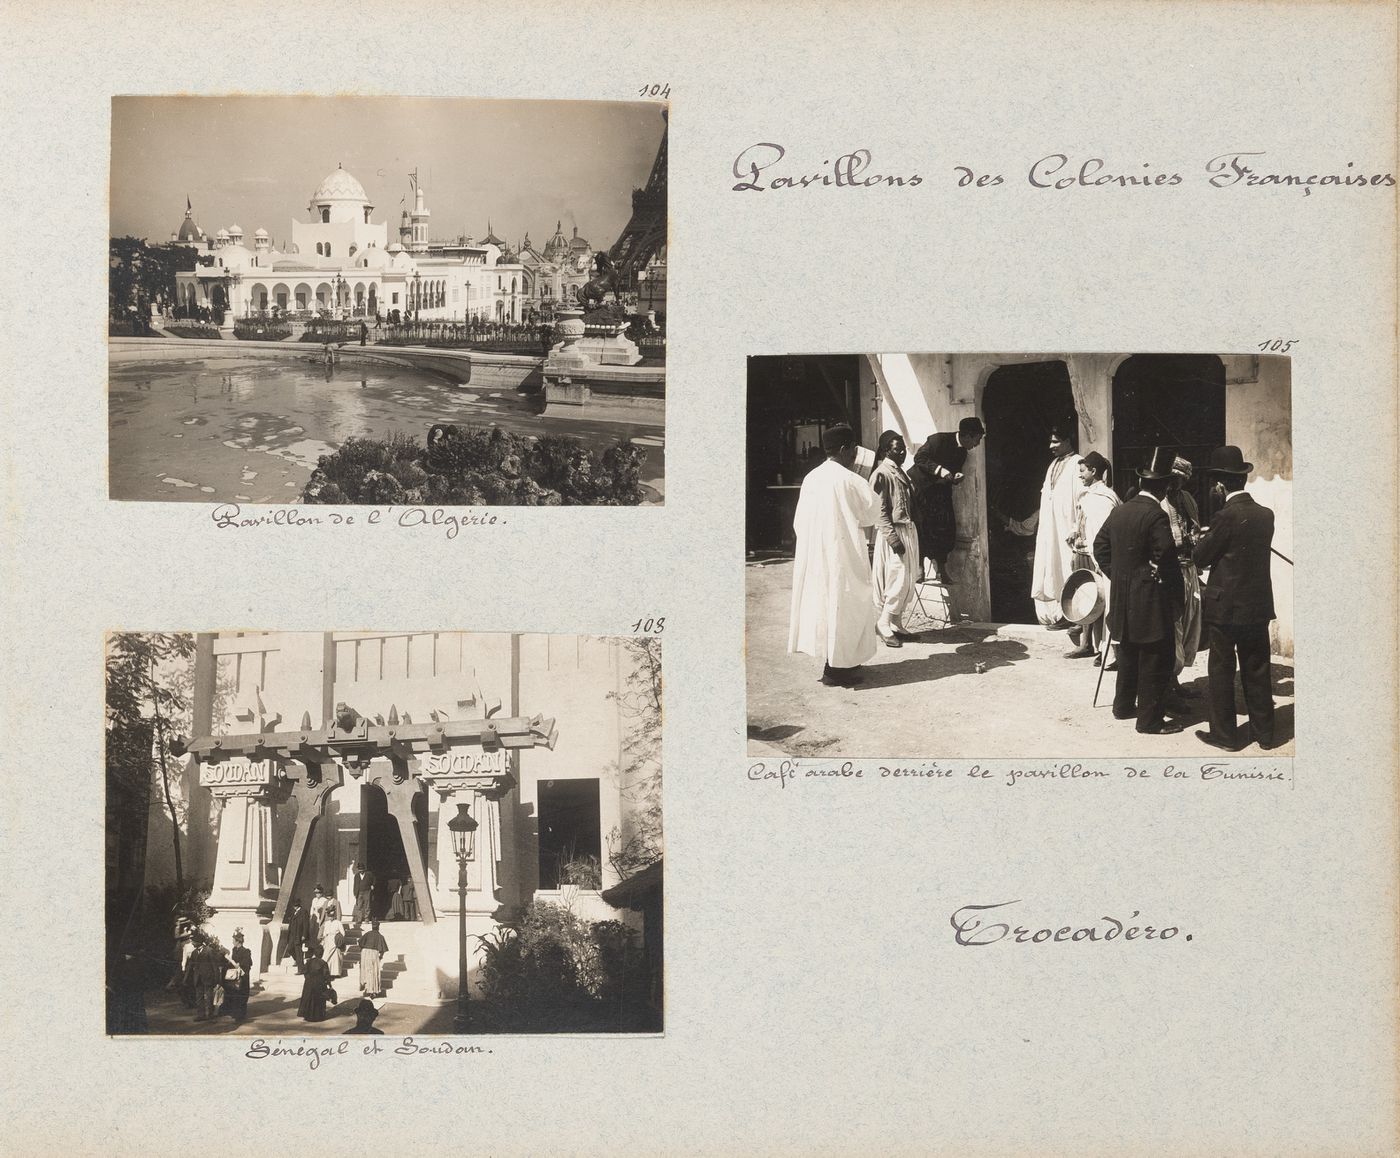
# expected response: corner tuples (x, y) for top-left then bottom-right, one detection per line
(559, 854), (603, 890)
(581, 302), (630, 326)
(474, 902), (652, 1031)
(234, 318), (292, 341)
(109, 236), (197, 321)
(302, 425), (647, 507)
(166, 324), (222, 339)
(606, 636), (664, 877)
(106, 633), (197, 891)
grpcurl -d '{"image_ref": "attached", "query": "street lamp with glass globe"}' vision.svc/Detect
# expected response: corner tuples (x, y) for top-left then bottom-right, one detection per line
(446, 801), (479, 1034)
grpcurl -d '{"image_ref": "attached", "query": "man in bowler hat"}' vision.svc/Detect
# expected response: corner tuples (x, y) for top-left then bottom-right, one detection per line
(1192, 446), (1277, 750)
(1093, 447), (1186, 733)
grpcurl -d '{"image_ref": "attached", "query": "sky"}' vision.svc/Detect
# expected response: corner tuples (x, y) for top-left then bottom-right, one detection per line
(111, 97), (665, 251)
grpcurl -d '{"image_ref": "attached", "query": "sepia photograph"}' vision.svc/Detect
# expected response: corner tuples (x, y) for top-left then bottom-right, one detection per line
(106, 631), (663, 1036)
(747, 353), (1294, 757)
(109, 97), (667, 506)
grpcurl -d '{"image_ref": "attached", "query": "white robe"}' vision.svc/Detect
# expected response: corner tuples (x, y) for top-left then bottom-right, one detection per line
(1031, 453), (1084, 624)
(788, 458), (881, 668)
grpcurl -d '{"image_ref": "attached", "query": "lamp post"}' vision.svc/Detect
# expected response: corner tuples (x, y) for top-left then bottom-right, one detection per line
(446, 801), (479, 1034)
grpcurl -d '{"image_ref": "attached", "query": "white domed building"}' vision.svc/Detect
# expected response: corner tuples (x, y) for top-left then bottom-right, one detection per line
(173, 165), (543, 326)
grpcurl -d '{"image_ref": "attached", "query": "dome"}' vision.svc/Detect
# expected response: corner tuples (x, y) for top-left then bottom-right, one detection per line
(216, 228), (230, 240)
(176, 216), (204, 242)
(386, 242), (404, 254)
(229, 223), (243, 235)
(254, 227), (269, 238)
(311, 164), (369, 204)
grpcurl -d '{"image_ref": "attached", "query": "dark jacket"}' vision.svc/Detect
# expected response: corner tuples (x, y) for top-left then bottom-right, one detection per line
(287, 907), (311, 946)
(1192, 492), (1276, 625)
(1093, 493), (1184, 644)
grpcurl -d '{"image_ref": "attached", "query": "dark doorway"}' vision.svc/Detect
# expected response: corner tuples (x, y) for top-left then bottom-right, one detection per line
(537, 778), (602, 890)
(1112, 355), (1225, 516)
(982, 361), (1075, 624)
(360, 784), (418, 921)
(747, 355), (862, 555)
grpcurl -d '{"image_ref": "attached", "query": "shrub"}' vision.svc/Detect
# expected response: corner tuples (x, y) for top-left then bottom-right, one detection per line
(166, 324), (221, 339)
(302, 424), (646, 507)
(474, 902), (651, 1032)
(234, 319), (292, 341)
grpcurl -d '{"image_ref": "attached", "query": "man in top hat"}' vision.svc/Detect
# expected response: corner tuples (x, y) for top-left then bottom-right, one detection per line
(789, 422), (881, 688)
(1093, 447), (1186, 733)
(909, 415), (986, 585)
(1161, 455), (1203, 703)
(1192, 446), (1277, 750)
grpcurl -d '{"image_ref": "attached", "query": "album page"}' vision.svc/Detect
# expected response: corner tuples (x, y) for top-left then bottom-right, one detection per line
(0, 1), (1396, 1155)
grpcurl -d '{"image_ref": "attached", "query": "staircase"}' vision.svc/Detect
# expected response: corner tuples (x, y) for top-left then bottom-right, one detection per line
(338, 926), (411, 997)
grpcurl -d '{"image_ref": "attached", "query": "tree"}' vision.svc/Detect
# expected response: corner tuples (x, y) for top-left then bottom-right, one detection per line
(106, 633), (196, 893)
(607, 636), (663, 877)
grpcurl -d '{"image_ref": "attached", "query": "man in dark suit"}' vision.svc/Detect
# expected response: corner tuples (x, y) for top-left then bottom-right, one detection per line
(352, 861), (376, 928)
(285, 897), (311, 973)
(1192, 446), (1277, 750)
(1093, 448), (1185, 733)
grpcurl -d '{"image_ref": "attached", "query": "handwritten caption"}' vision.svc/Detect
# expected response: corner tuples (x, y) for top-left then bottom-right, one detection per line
(210, 504), (502, 540)
(746, 759), (1289, 791)
(950, 900), (1192, 946)
(730, 144), (1396, 197)
(245, 1036), (492, 1070)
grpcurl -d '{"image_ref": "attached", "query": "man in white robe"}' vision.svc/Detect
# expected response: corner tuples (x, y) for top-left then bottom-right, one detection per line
(788, 424), (881, 687)
(1002, 421), (1084, 627)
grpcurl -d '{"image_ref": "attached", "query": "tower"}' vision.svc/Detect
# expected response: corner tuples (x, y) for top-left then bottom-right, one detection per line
(608, 110), (667, 290)
(409, 169), (430, 253)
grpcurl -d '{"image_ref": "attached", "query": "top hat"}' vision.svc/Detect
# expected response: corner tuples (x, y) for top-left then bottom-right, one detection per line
(1204, 445), (1252, 475)
(1137, 446), (1175, 480)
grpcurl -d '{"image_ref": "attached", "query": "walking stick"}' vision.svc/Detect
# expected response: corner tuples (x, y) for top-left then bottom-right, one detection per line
(1092, 622), (1113, 708)
(1270, 547), (1293, 566)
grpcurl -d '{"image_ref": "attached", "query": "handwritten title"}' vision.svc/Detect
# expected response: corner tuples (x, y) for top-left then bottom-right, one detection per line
(210, 504), (501, 540)
(731, 144), (1396, 196)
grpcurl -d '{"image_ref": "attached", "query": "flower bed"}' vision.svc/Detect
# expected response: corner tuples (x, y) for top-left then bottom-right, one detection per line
(302, 424), (647, 507)
(165, 324), (222, 339)
(233, 319), (292, 341)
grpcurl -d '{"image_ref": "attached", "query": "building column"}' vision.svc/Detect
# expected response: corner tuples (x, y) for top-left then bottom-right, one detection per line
(203, 764), (279, 979)
(431, 788), (505, 918)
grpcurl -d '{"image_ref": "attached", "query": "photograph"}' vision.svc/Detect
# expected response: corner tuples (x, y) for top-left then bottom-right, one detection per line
(747, 353), (1294, 757)
(108, 97), (667, 506)
(106, 631), (663, 1036)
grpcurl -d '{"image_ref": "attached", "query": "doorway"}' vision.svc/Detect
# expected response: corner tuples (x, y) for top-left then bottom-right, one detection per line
(982, 361), (1075, 624)
(536, 778), (602, 890)
(359, 783), (426, 922)
(1111, 355), (1225, 514)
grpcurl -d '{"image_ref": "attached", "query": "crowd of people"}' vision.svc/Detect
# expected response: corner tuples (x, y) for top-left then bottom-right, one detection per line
(788, 418), (1280, 748)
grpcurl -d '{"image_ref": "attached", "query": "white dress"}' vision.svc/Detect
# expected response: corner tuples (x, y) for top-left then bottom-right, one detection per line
(1031, 453), (1084, 624)
(788, 458), (881, 668)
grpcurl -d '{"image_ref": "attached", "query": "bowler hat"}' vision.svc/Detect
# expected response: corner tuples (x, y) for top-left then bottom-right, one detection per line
(1137, 446), (1175, 480)
(1204, 445), (1252, 475)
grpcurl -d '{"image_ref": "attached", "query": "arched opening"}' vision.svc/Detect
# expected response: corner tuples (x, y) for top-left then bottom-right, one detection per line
(1111, 354), (1226, 515)
(316, 242), (324, 256)
(354, 284), (365, 315)
(321, 207), (330, 223)
(359, 782), (427, 922)
(251, 283), (269, 313)
(982, 360), (1076, 624)
(495, 299), (505, 322)
(315, 282), (331, 310)
(367, 283), (378, 315)
(294, 282), (311, 311)
(272, 283), (290, 312)
(325, 244), (332, 259)
(349, 244), (357, 258)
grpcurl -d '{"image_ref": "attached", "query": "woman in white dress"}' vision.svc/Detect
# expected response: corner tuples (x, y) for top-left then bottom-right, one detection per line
(320, 902), (347, 979)
(308, 884), (329, 943)
(869, 431), (921, 647)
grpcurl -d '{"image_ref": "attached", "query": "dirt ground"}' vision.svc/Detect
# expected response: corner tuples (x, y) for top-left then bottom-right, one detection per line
(746, 560), (1295, 759)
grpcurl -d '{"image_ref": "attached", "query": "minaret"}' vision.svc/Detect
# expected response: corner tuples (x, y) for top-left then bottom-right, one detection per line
(410, 174), (430, 253)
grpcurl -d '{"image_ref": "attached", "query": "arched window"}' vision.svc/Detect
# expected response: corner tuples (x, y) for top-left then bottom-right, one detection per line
(364, 207), (371, 224)
(321, 208), (330, 223)
(316, 242), (323, 256)
(349, 244), (357, 257)
(325, 244), (332, 258)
